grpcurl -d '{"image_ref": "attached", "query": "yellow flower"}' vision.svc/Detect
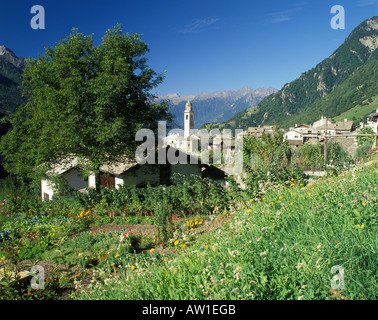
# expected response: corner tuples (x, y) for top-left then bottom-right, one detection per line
(279, 196), (283, 199)
(131, 266), (136, 270)
(290, 203), (293, 206)
(198, 220), (203, 225)
(250, 199), (254, 202)
(291, 183), (295, 186)
(262, 197), (266, 200)
(361, 224), (365, 229)
(180, 244), (185, 249)
(355, 224), (360, 228)
(115, 254), (120, 258)
(362, 202), (365, 206)
(242, 206), (245, 209)
(247, 209), (252, 213)
(150, 248), (155, 252)
(174, 240), (179, 246)
(291, 178), (294, 181)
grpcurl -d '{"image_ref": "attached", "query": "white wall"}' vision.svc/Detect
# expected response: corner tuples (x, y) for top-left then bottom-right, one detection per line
(88, 174), (96, 189)
(41, 179), (54, 201)
(284, 130), (302, 141)
(115, 176), (124, 189)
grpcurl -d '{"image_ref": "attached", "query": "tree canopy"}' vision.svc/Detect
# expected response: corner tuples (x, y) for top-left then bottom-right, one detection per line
(0, 25), (171, 179)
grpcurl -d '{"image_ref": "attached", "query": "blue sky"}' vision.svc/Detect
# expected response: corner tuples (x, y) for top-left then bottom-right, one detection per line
(0, 0), (377, 96)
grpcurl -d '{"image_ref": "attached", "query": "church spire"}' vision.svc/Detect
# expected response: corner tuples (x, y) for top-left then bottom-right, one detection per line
(185, 100), (192, 111)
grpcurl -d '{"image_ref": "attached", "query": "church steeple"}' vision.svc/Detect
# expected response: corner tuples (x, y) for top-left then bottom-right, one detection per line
(185, 100), (192, 111)
(184, 100), (194, 138)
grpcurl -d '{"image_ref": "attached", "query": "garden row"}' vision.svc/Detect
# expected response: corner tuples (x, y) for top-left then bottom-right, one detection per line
(0, 156), (369, 299)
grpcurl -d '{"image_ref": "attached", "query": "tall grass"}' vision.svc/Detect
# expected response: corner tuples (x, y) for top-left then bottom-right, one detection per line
(75, 157), (378, 300)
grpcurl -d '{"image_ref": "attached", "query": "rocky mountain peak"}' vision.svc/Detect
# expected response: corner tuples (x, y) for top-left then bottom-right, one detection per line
(0, 45), (26, 69)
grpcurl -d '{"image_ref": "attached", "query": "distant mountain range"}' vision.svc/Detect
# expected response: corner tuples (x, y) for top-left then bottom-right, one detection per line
(159, 86), (277, 128)
(2, 15), (377, 135)
(0, 45), (25, 116)
(204, 15), (378, 131)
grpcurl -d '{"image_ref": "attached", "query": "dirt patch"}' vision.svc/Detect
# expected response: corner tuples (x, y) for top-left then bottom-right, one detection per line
(17, 259), (78, 280)
(89, 224), (158, 239)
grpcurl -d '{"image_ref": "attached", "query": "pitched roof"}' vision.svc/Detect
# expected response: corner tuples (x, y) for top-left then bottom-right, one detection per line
(317, 120), (353, 131)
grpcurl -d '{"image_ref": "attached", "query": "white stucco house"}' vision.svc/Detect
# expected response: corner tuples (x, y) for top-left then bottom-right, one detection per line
(283, 129), (304, 146)
(367, 109), (378, 133)
(41, 147), (227, 201)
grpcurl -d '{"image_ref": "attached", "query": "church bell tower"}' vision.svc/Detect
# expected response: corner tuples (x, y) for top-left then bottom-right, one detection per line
(184, 100), (194, 138)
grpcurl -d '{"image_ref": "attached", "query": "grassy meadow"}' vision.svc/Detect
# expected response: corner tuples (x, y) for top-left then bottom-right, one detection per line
(0, 154), (377, 300)
(73, 157), (377, 300)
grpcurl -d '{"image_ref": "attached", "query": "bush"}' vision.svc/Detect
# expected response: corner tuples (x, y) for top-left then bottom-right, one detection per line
(356, 143), (372, 159)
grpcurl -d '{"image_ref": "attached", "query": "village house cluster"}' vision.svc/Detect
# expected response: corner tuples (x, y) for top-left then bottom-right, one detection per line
(282, 109), (378, 148)
(41, 102), (378, 200)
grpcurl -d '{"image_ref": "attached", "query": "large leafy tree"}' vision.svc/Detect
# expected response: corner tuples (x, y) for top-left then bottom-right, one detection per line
(0, 25), (170, 182)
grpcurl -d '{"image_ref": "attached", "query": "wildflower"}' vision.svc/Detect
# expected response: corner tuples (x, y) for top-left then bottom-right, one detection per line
(260, 250), (268, 256)
(246, 209), (252, 213)
(362, 202), (365, 206)
(361, 224), (365, 229)
(279, 196), (283, 199)
(250, 199), (254, 202)
(180, 244), (185, 249)
(174, 240), (179, 246)
(115, 254), (120, 258)
(131, 266), (136, 270)
(150, 248), (155, 252)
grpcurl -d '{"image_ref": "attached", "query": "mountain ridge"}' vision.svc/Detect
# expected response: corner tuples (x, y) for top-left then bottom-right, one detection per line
(0, 46), (25, 115)
(205, 15), (378, 131)
(159, 86), (277, 128)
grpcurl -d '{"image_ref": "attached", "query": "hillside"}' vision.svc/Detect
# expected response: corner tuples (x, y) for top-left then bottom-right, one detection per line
(75, 156), (378, 300)
(205, 15), (378, 131)
(159, 86), (277, 128)
(0, 46), (25, 115)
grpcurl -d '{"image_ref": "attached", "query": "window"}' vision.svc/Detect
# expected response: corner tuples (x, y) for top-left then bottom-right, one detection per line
(186, 115), (188, 120)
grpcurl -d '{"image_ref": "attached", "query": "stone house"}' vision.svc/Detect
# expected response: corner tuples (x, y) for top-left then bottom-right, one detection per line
(41, 147), (227, 201)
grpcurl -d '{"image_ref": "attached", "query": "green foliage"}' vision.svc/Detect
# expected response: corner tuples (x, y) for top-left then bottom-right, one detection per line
(75, 157), (378, 300)
(356, 143), (373, 159)
(154, 200), (172, 242)
(293, 142), (324, 170)
(243, 128), (286, 169)
(357, 126), (375, 145)
(0, 24), (171, 180)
